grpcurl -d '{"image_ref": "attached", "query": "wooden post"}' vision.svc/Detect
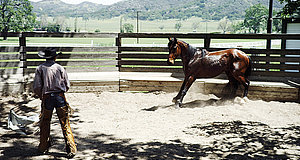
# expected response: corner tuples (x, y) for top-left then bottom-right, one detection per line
(19, 33), (28, 96)
(204, 35), (211, 49)
(280, 36), (286, 73)
(116, 34), (122, 70)
(19, 34), (27, 76)
(116, 33), (122, 92)
(266, 37), (271, 72)
(281, 19), (287, 50)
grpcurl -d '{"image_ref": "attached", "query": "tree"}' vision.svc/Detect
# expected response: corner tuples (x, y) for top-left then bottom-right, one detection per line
(278, 0), (300, 18)
(272, 10), (282, 33)
(46, 24), (60, 32)
(175, 22), (182, 31)
(192, 22), (200, 32)
(243, 4), (268, 33)
(218, 17), (232, 33)
(231, 21), (245, 33)
(74, 17), (78, 32)
(65, 27), (71, 32)
(54, 16), (66, 31)
(0, 0), (36, 40)
(123, 23), (134, 33)
(39, 14), (48, 30)
(83, 16), (89, 31)
(159, 25), (164, 31)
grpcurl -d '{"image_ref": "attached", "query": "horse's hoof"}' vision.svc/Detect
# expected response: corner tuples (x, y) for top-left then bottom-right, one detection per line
(243, 96), (250, 103)
(172, 98), (178, 103)
(175, 101), (182, 108)
(234, 97), (249, 105)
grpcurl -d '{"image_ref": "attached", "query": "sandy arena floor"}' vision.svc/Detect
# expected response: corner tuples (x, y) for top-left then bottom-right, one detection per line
(1, 92), (300, 159)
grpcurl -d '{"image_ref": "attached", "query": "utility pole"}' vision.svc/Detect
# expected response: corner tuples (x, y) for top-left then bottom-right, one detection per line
(266, 0), (273, 72)
(267, 0), (273, 33)
(120, 16), (123, 33)
(137, 11), (141, 43)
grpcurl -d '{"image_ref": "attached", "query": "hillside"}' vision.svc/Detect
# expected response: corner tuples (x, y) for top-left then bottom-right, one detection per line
(31, 0), (104, 17)
(137, 0), (285, 20)
(89, 0), (189, 19)
(31, 0), (284, 20)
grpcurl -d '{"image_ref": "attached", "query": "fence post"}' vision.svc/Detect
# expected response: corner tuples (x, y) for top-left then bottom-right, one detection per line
(281, 38), (286, 50)
(19, 33), (27, 76)
(266, 37), (271, 72)
(116, 33), (122, 71)
(204, 34), (211, 49)
(19, 33), (28, 96)
(280, 37), (287, 74)
(116, 33), (122, 92)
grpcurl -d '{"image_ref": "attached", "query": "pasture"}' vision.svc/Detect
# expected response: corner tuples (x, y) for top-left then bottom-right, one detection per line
(0, 36), (268, 48)
(1, 92), (300, 159)
(50, 17), (222, 33)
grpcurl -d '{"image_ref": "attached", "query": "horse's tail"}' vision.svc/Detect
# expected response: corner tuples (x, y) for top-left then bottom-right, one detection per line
(245, 55), (252, 78)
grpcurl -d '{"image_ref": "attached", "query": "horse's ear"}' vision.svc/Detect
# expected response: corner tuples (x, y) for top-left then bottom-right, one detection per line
(174, 37), (177, 43)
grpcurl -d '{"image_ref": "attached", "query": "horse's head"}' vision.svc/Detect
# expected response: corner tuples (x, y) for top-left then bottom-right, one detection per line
(167, 37), (181, 65)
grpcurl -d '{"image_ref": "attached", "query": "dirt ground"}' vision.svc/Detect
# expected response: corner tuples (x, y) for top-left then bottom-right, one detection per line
(1, 91), (300, 159)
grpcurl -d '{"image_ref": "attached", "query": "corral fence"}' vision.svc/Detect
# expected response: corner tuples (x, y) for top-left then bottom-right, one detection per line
(118, 33), (300, 79)
(1, 32), (300, 95)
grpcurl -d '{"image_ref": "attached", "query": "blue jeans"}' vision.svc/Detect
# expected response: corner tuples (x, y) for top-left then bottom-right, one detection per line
(44, 93), (66, 110)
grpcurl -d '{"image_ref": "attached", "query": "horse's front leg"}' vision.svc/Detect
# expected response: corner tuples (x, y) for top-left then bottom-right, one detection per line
(172, 78), (187, 103)
(174, 75), (196, 107)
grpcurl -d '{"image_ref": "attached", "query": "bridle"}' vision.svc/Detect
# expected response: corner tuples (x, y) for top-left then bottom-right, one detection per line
(168, 41), (183, 65)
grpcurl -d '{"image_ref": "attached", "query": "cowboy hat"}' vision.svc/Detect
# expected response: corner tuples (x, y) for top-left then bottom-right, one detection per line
(38, 48), (62, 59)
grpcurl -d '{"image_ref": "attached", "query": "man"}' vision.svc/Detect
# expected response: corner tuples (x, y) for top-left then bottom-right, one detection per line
(33, 48), (76, 158)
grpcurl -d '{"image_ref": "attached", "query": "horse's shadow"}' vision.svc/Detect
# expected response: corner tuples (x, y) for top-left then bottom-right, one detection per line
(142, 98), (231, 111)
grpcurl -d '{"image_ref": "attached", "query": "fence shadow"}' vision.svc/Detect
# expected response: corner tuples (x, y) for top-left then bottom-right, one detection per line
(1, 120), (299, 159)
(185, 121), (300, 159)
(1, 96), (299, 159)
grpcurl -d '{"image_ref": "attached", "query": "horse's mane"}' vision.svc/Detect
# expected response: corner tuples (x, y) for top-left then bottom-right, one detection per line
(177, 40), (204, 59)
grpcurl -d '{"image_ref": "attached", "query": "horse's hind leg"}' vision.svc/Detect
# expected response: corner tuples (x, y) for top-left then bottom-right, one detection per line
(240, 76), (250, 97)
(235, 75), (250, 97)
(230, 78), (239, 97)
(231, 61), (250, 97)
(225, 71), (239, 98)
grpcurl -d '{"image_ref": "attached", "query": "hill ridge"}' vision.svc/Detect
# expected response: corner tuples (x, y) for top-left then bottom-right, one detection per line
(31, 0), (284, 20)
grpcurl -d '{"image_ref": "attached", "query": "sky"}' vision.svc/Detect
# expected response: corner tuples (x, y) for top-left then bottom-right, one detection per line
(29, 0), (123, 5)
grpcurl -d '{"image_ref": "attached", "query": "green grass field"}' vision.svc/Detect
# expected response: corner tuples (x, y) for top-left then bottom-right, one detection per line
(0, 37), (268, 48)
(62, 16), (221, 33)
(0, 17), (271, 47)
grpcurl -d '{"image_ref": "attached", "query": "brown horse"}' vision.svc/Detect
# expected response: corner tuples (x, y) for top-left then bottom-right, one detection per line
(167, 38), (252, 107)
